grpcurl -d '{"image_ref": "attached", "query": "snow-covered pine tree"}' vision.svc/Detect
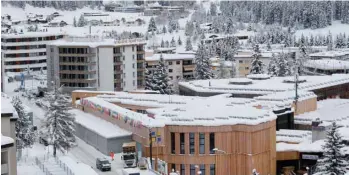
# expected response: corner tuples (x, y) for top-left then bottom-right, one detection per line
(148, 17), (157, 32)
(165, 40), (170, 48)
(327, 32), (333, 51)
(144, 68), (153, 90)
(210, 2), (217, 16)
(316, 122), (348, 175)
(268, 53), (278, 77)
(276, 53), (289, 77)
(11, 96), (36, 152)
(336, 33), (346, 48)
(250, 44), (264, 74)
(162, 26), (167, 34)
(298, 35), (308, 75)
(185, 21), (194, 36)
(178, 37), (182, 46)
(185, 37), (193, 51)
(347, 37), (349, 48)
(77, 15), (86, 27)
(73, 17), (77, 27)
(170, 37), (176, 47)
(160, 39), (165, 48)
(267, 40), (272, 51)
(152, 54), (172, 94)
(194, 42), (214, 80)
(42, 90), (76, 156)
(309, 34), (314, 46)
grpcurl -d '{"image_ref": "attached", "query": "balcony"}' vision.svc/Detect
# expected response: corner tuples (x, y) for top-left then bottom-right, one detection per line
(59, 70), (96, 74)
(59, 62), (96, 66)
(183, 65), (195, 71)
(58, 53), (96, 57)
(60, 78), (96, 83)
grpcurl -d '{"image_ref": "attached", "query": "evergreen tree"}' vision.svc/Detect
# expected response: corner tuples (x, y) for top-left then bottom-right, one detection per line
(250, 44), (264, 74)
(77, 15), (86, 27)
(309, 35), (314, 46)
(73, 17), (77, 27)
(210, 2), (217, 16)
(268, 53), (278, 77)
(11, 96), (36, 152)
(165, 40), (169, 48)
(298, 35), (308, 75)
(327, 32), (333, 51)
(194, 42), (214, 80)
(144, 68), (153, 90)
(160, 39), (165, 48)
(200, 32), (206, 40)
(267, 40), (272, 51)
(170, 37), (176, 47)
(335, 33), (346, 48)
(152, 54), (172, 94)
(276, 53), (290, 77)
(162, 25), (167, 34)
(185, 21), (194, 36)
(316, 122), (348, 175)
(178, 37), (182, 46)
(42, 90), (76, 156)
(148, 17), (157, 32)
(185, 37), (193, 51)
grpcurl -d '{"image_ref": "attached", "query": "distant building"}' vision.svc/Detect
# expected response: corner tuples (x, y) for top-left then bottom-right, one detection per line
(309, 49), (349, 60)
(1, 95), (18, 175)
(46, 36), (146, 92)
(304, 59), (349, 75)
(1, 32), (64, 72)
(47, 20), (68, 27)
(234, 51), (273, 77)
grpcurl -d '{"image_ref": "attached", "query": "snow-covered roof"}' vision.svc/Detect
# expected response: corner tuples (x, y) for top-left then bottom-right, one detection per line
(1, 94), (16, 116)
(309, 49), (349, 58)
(2, 31), (64, 38)
(179, 74), (349, 95)
(246, 74), (271, 79)
(276, 129), (312, 143)
(145, 54), (194, 61)
(85, 16), (118, 23)
(295, 99), (349, 125)
(71, 109), (132, 138)
(304, 59), (349, 70)
(1, 134), (14, 146)
(254, 90), (317, 102)
(277, 139), (325, 152)
(59, 156), (98, 175)
(50, 37), (146, 48)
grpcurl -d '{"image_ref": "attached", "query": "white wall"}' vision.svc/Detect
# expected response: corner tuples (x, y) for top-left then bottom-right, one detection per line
(123, 45), (137, 91)
(98, 47), (114, 91)
(167, 60), (183, 83)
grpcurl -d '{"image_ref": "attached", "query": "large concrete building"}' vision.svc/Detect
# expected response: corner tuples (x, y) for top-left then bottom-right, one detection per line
(46, 36), (146, 92)
(1, 95), (18, 175)
(1, 31), (64, 72)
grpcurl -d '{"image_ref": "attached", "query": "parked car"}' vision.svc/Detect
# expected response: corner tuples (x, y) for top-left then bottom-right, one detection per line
(138, 157), (147, 170)
(96, 158), (111, 171)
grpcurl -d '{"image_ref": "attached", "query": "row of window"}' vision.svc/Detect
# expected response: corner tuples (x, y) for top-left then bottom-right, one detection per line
(171, 133), (215, 155)
(168, 61), (181, 65)
(60, 74), (89, 79)
(172, 164), (215, 175)
(113, 54), (144, 62)
(59, 57), (92, 63)
(3, 35), (63, 43)
(169, 76), (181, 80)
(60, 82), (89, 87)
(3, 45), (46, 50)
(5, 67), (46, 72)
(59, 65), (89, 71)
(4, 60), (46, 65)
(5, 52), (46, 58)
(59, 48), (89, 54)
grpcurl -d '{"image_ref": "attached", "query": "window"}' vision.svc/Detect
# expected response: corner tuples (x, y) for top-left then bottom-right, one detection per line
(200, 164), (205, 175)
(169, 76), (173, 80)
(133, 72), (135, 77)
(50, 48), (54, 52)
(180, 133), (185, 154)
(190, 165), (195, 175)
(123, 56), (125, 61)
(210, 164), (215, 175)
(123, 73), (126, 78)
(189, 133), (195, 154)
(133, 80), (135, 86)
(133, 55), (135, 60)
(176, 76), (180, 79)
(209, 133), (215, 154)
(169, 61), (173, 65)
(176, 61), (180, 65)
(169, 69), (173, 73)
(132, 46), (134, 51)
(199, 133), (205, 154)
(123, 47), (125, 52)
(180, 164), (185, 175)
(245, 67), (249, 70)
(171, 164), (176, 172)
(171, 133), (175, 154)
(239, 60), (243, 63)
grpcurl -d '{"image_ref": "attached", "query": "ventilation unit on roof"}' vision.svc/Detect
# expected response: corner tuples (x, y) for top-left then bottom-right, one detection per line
(246, 74), (271, 80)
(283, 78), (307, 84)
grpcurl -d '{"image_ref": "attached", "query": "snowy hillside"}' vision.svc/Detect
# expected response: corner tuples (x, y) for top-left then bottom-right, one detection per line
(295, 21), (349, 38)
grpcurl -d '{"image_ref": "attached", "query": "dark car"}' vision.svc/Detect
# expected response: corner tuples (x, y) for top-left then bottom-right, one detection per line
(96, 158), (111, 171)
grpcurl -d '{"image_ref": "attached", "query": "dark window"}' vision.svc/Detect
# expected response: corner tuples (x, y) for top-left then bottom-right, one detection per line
(169, 61), (173, 65)
(171, 133), (175, 154)
(210, 133), (215, 154)
(169, 69), (173, 73)
(200, 165), (205, 175)
(180, 133), (185, 154)
(171, 164), (176, 172)
(176, 61), (180, 65)
(132, 46), (134, 51)
(239, 60), (243, 63)
(199, 133), (205, 154)
(189, 133), (195, 154)
(180, 164), (185, 175)
(190, 164), (195, 175)
(210, 164), (215, 175)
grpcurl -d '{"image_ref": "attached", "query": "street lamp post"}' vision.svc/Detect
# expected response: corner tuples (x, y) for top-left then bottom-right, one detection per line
(213, 148), (227, 174)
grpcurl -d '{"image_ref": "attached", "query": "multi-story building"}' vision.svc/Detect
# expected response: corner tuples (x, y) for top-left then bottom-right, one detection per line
(1, 95), (18, 175)
(309, 49), (349, 60)
(46, 36), (146, 92)
(234, 51), (273, 77)
(145, 54), (195, 83)
(1, 32), (64, 72)
(304, 59), (349, 75)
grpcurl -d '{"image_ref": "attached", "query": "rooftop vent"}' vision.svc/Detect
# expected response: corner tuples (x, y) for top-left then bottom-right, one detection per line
(246, 74), (270, 80)
(283, 77), (307, 84)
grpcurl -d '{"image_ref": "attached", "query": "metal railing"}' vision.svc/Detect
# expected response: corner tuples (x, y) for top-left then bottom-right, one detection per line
(35, 156), (75, 175)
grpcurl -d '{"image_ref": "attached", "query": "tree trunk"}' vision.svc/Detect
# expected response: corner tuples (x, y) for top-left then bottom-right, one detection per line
(53, 143), (56, 157)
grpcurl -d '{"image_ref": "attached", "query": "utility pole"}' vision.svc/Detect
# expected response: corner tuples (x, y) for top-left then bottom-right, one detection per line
(149, 128), (153, 169)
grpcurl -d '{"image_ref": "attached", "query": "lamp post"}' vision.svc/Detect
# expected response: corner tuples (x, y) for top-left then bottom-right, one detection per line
(213, 148), (227, 174)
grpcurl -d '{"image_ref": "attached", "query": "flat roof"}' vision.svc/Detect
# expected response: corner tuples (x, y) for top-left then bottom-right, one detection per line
(179, 74), (349, 95)
(145, 54), (194, 61)
(304, 59), (349, 70)
(1, 94), (16, 115)
(2, 31), (64, 38)
(50, 37), (146, 48)
(309, 49), (349, 57)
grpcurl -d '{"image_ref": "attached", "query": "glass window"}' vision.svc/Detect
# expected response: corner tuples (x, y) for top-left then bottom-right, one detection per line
(132, 46), (134, 51)
(180, 133), (185, 154)
(171, 133), (175, 154)
(169, 61), (173, 65)
(176, 61), (180, 65)
(169, 69), (173, 73)
(189, 133), (195, 154)
(210, 133), (215, 154)
(133, 55), (135, 60)
(200, 165), (205, 175)
(199, 133), (205, 154)
(180, 164), (185, 175)
(190, 164), (195, 175)
(210, 164), (215, 175)
(239, 60), (243, 63)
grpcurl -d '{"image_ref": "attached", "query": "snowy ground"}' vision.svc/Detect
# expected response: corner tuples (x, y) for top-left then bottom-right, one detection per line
(295, 21), (349, 38)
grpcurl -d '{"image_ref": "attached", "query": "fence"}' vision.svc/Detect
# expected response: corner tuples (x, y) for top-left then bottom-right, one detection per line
(35, 156), (75, 175)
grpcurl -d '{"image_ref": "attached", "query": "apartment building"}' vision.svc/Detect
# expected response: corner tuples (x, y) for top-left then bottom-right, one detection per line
(1, 32), (64, 72)
(234, 51), (273, 77)
(1, 95), (18, 175)
(145, 54), (195, 83)
(46, 36), (146, 93)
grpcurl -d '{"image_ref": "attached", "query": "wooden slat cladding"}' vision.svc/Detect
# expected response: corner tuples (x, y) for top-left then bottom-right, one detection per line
(277, 151), (299, 160)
